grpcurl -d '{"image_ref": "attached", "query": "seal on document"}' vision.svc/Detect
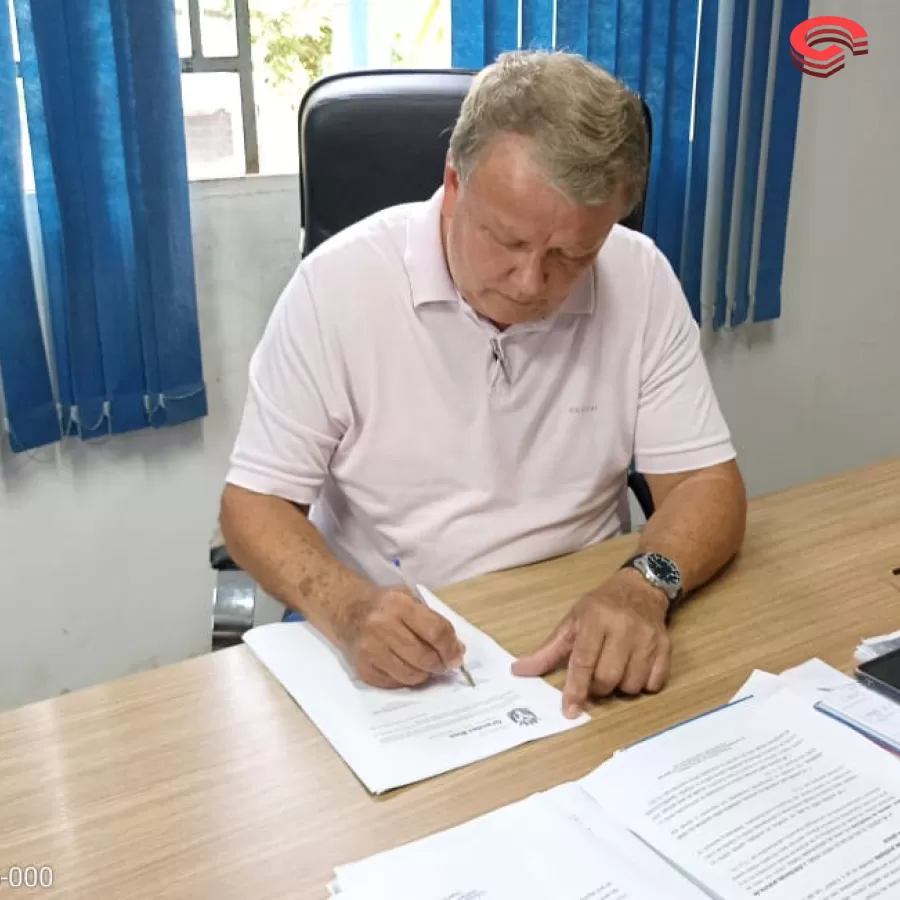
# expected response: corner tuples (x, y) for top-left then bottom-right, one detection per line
(507, 708), (539, 727)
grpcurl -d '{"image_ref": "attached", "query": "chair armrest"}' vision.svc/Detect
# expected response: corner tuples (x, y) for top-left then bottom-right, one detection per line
(210, 544), (239, 571)
(209, 525), (240, 571)
(212, 570), (257, 649)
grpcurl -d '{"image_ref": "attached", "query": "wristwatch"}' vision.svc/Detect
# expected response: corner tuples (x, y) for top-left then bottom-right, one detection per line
(621, 552), (683, 617)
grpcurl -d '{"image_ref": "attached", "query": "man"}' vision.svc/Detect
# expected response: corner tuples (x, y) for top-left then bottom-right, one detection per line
(220, 50), (747, 719)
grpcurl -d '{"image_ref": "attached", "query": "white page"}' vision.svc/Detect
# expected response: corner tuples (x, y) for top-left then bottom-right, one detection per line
(730, 669), (780, 702)
(334, 797), (547, 899)
(779, 657), (855, 689)
(731, 660), (854, 704)
(816, 681), (900, 752)
(243, 587), (589, 793)
(583, 688), (900, 900)
(334, 788), (704, 900)
(732, 661), (900, 753)
(538, 782), (714, 899)
(856, 628), (900, 664)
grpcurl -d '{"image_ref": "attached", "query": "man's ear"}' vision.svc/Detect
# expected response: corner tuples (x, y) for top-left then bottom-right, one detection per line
(443, 153), (460, 188)
(442, 158), (461, 216)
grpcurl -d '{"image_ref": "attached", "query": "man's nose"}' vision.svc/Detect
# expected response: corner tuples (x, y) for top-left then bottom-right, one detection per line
(511, 253), (547, 297)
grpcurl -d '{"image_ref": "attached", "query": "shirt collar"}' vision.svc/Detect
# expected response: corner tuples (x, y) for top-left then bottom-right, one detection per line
(404, 188), (458, 309)
(404, 187), (596, 318)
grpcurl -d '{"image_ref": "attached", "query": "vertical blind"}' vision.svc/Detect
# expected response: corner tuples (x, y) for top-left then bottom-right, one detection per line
(450, 0), (808, 330)
(0, 0), (57, 451)
(0, 0), (206, 454)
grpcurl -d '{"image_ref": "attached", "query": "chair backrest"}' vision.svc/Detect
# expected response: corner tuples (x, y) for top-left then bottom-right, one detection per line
(297, 68), (652, 256)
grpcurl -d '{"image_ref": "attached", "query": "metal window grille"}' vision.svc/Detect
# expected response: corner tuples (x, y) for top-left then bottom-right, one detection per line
(180, 0), (259, 174)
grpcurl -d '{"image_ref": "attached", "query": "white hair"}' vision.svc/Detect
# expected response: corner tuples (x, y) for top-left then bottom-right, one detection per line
(450, 50), (649, 212)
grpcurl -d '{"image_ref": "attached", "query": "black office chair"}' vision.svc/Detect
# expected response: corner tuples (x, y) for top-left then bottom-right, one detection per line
(297, 68), (656, 519)
(297, 68), (651, 251)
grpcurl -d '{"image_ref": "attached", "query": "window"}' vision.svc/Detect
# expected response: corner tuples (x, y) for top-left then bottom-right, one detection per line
(178, 0), (451, 180)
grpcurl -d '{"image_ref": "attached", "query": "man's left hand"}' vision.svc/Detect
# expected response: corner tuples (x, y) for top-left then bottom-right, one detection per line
(511, 569), (672, 718)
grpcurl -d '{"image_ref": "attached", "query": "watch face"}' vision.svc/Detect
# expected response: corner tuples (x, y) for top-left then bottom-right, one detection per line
(646, 553), (680, 586)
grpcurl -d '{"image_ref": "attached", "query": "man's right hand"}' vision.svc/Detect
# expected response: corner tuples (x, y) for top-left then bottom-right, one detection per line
(342, 587), (466, 688)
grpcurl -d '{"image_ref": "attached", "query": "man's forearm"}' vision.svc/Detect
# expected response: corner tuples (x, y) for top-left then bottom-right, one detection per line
(638, 464), (747, 595)
(219, 484), (373, 646)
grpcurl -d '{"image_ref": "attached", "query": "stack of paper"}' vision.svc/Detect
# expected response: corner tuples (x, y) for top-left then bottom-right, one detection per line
(733, 656), (900, 754)
(242, 586), (590, 794)
(327, 681), (900, 899)
(329, 781), (710, 899)
(856, 628), (900, 663)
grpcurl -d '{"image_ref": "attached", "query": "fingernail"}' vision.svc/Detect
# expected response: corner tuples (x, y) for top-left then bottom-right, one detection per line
(450, 656), (463, 670)
(565, 703), (581, 719)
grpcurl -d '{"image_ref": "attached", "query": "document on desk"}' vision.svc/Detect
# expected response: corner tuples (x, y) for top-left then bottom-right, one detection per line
(815, 681), (900, 753)
(730, 658), (900, 753)
(730, 658), (855, 704)
(583, 687), (900, 900)
(332, 783), (711, 900)
(328, 684), (900, 899)
(242, 586), (589, 794)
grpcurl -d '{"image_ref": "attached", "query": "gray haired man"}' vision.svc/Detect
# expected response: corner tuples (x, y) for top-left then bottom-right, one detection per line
(221, 50), (747, 716)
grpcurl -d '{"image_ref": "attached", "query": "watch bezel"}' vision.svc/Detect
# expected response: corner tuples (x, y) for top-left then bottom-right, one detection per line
(644, 552), (681, 590)
(624, 552), (683, 606)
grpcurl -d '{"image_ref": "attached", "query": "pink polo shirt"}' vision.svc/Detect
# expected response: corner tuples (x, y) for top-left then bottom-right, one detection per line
(226, 189), (735, 589)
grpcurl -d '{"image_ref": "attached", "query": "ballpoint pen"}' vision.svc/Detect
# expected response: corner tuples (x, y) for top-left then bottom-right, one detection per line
(392, 557), (475, 687)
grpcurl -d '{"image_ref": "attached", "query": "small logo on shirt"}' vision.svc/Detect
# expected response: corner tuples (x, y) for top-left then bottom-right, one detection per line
(568, 404), (597, 415)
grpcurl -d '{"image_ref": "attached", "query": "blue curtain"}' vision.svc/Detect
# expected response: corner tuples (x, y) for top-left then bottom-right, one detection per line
(451, 0), (709, 321)
(714, 0), (808, 328)
(748, 0), (808, 324)
(0, 0), (206, 453)
(450, 0), (807, 330)
(0, 1), (58, 451)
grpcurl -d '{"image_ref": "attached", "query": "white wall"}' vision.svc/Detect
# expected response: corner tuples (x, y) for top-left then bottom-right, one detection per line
(1, 1), (897, 712)
(0, 176), (300, 712)
(701, 0), (900, 497)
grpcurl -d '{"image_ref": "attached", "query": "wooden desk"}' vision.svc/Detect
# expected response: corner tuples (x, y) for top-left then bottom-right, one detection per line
(2, 461), (900, 898)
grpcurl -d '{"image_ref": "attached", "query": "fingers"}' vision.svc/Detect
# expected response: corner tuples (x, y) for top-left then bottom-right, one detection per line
(355, 661), (403, 689)
(401, 599), (465, 670)
(562, 627), (604, 717)
(594, 621), (672, 697)
(356, 646), (440, 689)
(557, 585), (673, 710)
(645, 633), (672, 693)
(511, 620), (575, 677)
(391, 618), (456, 676)
(612, 614), (663, 695)
(352, 589), (463, 687)
(380, 647), (435, 687)
(588, 635), (631, 698)
(615, 632), (657, 696)
(352, 581), (675, 703)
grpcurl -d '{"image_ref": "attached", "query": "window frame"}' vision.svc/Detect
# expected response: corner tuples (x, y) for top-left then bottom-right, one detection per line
(179, 0), (259, 175)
